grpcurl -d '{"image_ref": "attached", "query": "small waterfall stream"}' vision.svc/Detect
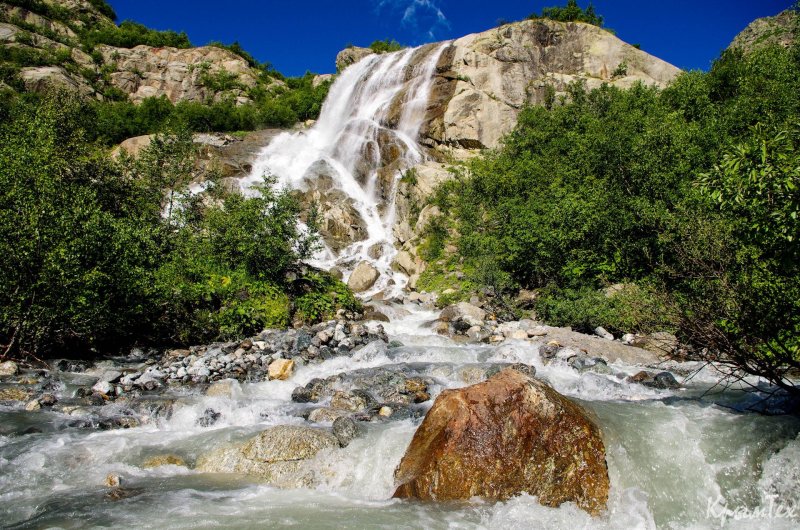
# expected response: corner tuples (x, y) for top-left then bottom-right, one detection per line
(1, 45), (799, 529)
(242, 43), (447, 295)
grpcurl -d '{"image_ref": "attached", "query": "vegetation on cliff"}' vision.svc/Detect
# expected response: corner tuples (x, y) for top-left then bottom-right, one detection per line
(91, 72), (331, 145)
(0, 0), (332, 142)
(529, 0), (604, 27)
(369, 39), (405, 54)
(0, 94), (359, 358)
(425, 31), (800, 394)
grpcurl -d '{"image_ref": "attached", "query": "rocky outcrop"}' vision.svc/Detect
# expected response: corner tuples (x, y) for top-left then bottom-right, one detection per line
(19, 65), (94, 96)
(336, 46), (374, 71)
(97, 44), (261, 105)
(0, 3), (84, 40)
(729, 9), (797, 54)
(114, 130), (285, 187)
(334, 19), (681, 267)
(422, 19), (681, 150)
(196, 425), (338, 487)
(0, 1), (270, 105)
(393, 367), (609, 515)
(295, 165), (369, 253)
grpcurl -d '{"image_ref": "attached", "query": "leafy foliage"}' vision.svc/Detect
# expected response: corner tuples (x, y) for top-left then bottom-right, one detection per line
(0, 93), (159, 354)
(430, 41), (800, 395)
(369, 39), (405, 54)
(530, 0), (604, 27)
(86, 71), (331, 145)
(0, 93), (356, 358)
(87, 0), (117, 21)
(82, 20), (192, 49)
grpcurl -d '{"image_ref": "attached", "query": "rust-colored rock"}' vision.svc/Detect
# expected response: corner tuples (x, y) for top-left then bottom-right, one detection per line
(392, 367), (609, 515)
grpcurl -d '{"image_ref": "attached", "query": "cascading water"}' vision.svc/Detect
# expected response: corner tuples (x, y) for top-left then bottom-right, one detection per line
(2, 45), (800, 530)
(241, 43), (448, 295)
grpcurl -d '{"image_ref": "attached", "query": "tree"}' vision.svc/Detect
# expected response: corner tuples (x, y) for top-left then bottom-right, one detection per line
(687, 126), (800, 400)
(531, 1), (604, 27)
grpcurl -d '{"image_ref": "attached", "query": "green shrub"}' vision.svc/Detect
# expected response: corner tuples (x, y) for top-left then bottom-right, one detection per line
(535, 283), (678, 335)
(207, 41), (268, 70)
(530, 0), (604, 27)
(369, 39), (405, 54)
(293, 272), (362, 322)
(82, 20), (192, 50)
(0, 93), (160, 354)
(428, 40), (800, 395)
(0, 94), (351, 357)
(198, 68), (243, 93)
(86, 0), (117, 21)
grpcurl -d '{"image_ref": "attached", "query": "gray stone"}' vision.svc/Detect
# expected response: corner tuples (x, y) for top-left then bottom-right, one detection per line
(92, 381), (113, 395)
(0, 360), (18, 376)
(196, 408), (222, 427)
(333, 416), (363, 447)
(196, 425), (338, 488)
(594, 327), (615, 341)
(335, 46), (375, 71)
(348, 261), (380, 292)
(439, 302), (486, 324)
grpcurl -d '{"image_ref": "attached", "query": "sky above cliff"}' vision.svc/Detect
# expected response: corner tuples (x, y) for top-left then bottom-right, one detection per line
(111, 0), (793, 76)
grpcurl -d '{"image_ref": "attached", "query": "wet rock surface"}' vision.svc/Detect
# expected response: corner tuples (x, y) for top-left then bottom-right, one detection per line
(292, 364), (435, 420)
(393, 367), (610, 515)
(195, 425), (339, 488)
(437, 303), (668, 366)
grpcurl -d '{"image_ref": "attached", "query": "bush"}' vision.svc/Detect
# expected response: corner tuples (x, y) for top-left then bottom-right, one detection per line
(87, 0), (117, 21)
(0, 93), (160, 355)
(535, 283), (678, 335)
(369, 39), (405, 54)
(0, 94), (355, 358)
(293, 272), (362, 322)
(82, 20), (192, 50)
(530, 0), (604, 27)
(429, 41), (800, 396)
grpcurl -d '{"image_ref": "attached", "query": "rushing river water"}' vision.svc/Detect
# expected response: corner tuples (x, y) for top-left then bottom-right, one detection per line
(2, 43), (799, 529)
(1, 308), (799, 529)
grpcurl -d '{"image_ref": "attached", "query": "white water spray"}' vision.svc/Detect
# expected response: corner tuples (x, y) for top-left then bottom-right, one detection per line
(242, 43), (448, 294)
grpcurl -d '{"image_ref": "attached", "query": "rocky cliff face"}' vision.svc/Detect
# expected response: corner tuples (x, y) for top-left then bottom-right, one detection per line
(729, 9), (797, 54)
(0, 0), (266, 104)
(426, 19), (680, 150)
(333, 20), (679, 278)
(337, 19), (679, 152)
(96, 44), (262, 105)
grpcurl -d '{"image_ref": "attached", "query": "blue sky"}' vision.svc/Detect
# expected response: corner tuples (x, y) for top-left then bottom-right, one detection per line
(110, 1), (793, 76)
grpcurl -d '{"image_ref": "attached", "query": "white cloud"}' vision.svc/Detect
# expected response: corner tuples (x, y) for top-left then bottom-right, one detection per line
(376, 0), (451, 41)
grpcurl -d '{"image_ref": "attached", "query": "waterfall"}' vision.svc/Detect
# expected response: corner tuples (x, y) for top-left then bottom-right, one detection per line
(242, 43), (448, 294)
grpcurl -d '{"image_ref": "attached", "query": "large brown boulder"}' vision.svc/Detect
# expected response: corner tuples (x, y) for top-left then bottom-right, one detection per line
(393, 367), (609, 515)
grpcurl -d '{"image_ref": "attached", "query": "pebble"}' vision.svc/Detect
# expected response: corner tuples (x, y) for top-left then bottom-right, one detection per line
(92, 381), (113, 395)
(0, 360), (19, 376)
